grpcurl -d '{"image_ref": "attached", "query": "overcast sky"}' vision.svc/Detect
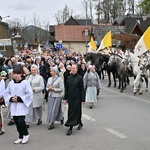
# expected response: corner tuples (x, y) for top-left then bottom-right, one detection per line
(1, 0), (85, 25)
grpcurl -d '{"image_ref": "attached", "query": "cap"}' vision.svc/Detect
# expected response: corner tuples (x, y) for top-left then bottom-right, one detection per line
(0, 71), (7, 76)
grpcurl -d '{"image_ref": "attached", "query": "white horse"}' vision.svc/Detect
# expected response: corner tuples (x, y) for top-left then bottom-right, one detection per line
(141, 53), (150, 78)
(124, 50), (147, 94)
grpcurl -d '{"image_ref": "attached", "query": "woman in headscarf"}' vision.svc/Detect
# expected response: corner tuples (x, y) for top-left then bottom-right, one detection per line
(26, 64), (45, 127)
(46, 66), (64, 130)
(83, 65), (101, 108)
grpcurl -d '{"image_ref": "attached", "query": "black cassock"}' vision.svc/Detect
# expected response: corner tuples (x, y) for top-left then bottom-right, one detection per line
(64, 73), (85, 127)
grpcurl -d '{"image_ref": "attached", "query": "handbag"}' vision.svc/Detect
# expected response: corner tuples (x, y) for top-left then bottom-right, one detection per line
(0, 97), (4, 105)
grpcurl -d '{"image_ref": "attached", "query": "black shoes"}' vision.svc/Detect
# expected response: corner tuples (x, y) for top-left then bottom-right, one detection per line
(37, 119), (42, 125)
(0, 130), (4, 135)
(8, 120), (15, 126)
(76, 124), (83, 130)
(60, 117), (64, 125)
(66, 126), (73, 136)
(48, 123), (55, 130)
(66, 129), (72, 136)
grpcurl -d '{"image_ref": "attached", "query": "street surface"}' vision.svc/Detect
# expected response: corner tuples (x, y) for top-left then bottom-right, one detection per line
(1, 76), (150, 150)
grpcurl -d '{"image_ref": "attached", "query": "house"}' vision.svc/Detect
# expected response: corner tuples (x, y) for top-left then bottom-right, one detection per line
(54, 25), (92, 54)
(51, 14), (150, 53)
(50, 16), (93, 54)
(0, 20), (12, 57)
(9, 25), (50, 52)
(110, 14), (150, 50)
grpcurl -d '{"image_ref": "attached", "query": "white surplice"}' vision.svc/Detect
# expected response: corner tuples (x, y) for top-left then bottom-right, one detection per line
(3, 79), (33, 116)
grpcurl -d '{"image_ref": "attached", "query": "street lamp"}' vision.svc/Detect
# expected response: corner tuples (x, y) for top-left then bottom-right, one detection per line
(84, 28), (90, 54)
(85, 0), (90, 26)
(84, 0), (90, 54)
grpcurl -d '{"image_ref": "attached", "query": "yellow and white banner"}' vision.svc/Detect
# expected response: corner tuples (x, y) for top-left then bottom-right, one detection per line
(88, 36), (97, 53)
(97, 30), (112, 51)
(134, 26), (150, 57)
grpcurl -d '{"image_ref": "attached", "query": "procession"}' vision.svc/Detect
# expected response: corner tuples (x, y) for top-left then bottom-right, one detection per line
(0, 39), (150, 144)
(1, 0), (150, 149)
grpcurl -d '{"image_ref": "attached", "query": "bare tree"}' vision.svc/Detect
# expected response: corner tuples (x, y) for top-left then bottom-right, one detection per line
(22, 17), (30, 27)
(81, 0), (95, 23)
(54, 10), (62, 24)
(42, 20), (50, 31)
(32, 13), (41, 27)
(94, 0), (135, 23)
(6, 18), (23, 28)
(54, 5), (74, 24)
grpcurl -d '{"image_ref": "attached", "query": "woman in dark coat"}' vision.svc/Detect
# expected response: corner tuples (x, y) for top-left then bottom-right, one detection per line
(78, 63), (87, 78)
(64, 64), (85, 135)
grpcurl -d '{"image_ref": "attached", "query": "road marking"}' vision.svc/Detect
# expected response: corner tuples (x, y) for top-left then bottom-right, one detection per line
(105, 128), (127, 139)
(102, 86), (150, 103)
(63, 105), (96, 121)
(82, 114), (96, 121)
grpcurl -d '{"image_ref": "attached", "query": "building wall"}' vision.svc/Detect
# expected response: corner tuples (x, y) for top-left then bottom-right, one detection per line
(0, 22), (9, 38)
(0, 22), (13, 57)
(62, 42), (86, 54)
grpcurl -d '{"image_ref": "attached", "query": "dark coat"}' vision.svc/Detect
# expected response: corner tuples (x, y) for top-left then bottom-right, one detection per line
(78, 68), (86, 78)
(63, 69), (71, 89)
(64, 73), (85, 127)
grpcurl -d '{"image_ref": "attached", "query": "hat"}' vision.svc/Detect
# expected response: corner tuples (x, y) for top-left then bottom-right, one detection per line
(88, 65), (93, 69)
(52, 66), (60, 76)
(0, 71), (7, 76)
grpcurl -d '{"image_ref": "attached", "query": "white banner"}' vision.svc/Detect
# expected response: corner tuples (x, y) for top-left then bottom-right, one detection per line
(0, 38), (11, 46)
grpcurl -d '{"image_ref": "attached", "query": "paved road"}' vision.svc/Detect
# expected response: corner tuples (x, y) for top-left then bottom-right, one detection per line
(1, 76), (150, 150)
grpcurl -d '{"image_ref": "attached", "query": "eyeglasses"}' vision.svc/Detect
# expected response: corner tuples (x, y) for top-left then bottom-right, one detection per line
(71, 68), (77, 69)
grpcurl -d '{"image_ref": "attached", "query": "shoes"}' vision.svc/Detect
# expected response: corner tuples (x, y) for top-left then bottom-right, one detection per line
(0, 130), (4, 135)
(48, 124), (55, 130)
(37, 119), (42, 125)
(60, 117), (64, 125)
(8, 120), (15, 126)
(14, 139), (23, 144)
(89, 103), (93, 109)
(26, 123), (29, 128)
(22, 135), (30, 144)
(76, 124), (83, 130)
(66, 129), (72, 136)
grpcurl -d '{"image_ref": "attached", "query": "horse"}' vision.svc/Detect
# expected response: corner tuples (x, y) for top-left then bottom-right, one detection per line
(84, 53), (117, 87)
(139, 53), (150, 91)
(124, 50), (148, 94)
(108, 53), (127, 92)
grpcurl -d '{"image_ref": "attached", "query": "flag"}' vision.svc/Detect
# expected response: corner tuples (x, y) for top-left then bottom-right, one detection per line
(89, 36), (97, 50)
(38, 44), (42, 54)
(98, 30), (112, 50)
(88, 36), (97, 53)
(134, 26), (150, 57)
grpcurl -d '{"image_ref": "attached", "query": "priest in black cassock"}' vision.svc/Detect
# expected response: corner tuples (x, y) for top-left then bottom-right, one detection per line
(64, 64), (85, 136)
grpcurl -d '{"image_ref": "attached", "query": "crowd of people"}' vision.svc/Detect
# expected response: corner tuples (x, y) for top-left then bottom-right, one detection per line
(0, 49), (101, 144)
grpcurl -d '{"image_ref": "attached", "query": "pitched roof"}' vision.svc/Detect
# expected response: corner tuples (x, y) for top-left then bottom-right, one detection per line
(121, 15), (150, 34)
(9, 25), (50, 45)
(64, 16), (79, 25)
(112, 17), (124, 25)
(64, 16), (93, 25)
(76, 19), (92, 25)
(55, 25), (92, 42)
